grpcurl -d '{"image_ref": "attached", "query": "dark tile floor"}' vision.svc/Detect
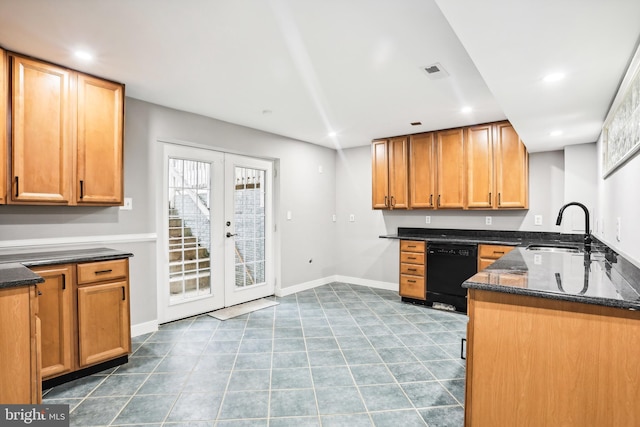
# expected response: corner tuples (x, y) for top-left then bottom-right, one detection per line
(43, 283), (467, 426)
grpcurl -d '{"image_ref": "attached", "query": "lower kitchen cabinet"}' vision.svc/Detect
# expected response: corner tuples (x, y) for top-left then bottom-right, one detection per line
(399, 240), (426, 299)
(465, 289), (640, 426)
(0, 285), (41, 403)
(477, 244), (515, 270)
(32, 258), (131, 382)
(31, 265), (74, 379)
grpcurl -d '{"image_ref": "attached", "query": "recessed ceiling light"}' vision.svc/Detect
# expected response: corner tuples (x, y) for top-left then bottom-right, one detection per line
(550, 130), (563, 137)
(461, 106), (473, 113)
(328, 131), (337, 137)
(74, 50), (93, 61)
(543, 73), (565, 83)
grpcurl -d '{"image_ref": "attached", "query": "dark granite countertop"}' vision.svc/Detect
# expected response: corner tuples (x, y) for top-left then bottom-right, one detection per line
(381, 227), (640, 310)
(463, 247), (640, 310)
(0, 248), (133, 289)
(0, 263), (45, 289)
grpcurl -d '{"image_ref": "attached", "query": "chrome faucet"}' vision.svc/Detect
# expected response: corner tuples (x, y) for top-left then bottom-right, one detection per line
(556, 202), (592, 251)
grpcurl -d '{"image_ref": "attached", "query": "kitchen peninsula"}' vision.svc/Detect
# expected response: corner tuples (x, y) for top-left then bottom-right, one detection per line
(463, 245), (640, 427)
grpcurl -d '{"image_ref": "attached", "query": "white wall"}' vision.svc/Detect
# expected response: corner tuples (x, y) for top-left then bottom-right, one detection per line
(334, 146), (566, 284)
(562, 143), (598, 234)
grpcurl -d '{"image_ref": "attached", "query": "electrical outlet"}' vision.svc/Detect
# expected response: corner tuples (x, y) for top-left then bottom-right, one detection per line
(287, 211), (292, 220)
(349, 214), (355, 222)
(120, 197), (133, 210)
(425, 216), (431, 224)
(485, 216), (492, 226)
(616, 217), (621, 241)
(534, 254), (542, 265)
(318, 165), (323, 174)
(332, 214), (336, 222)
(534, 215), (542, 226)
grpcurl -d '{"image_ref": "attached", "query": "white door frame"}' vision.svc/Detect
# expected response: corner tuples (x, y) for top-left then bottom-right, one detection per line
(156, 142), (276, 324)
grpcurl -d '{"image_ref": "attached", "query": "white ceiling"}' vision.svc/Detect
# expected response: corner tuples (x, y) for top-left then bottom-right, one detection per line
(1, 0), (639, 152)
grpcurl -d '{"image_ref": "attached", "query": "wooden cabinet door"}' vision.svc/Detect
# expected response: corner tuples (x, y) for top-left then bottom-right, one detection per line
(371, 139), (389, 209)
(77, 280), (130, 367)
(31, 265), (74, 379)
(76, 74), (124, 205)
(436, 128), (465, 208)
(0, 286), (40, 403)
(466, 124), (494, 208)
(388, 136), (409, 209)
(409, 133), (436, 208)
(9, 55), (72, 204)
(0, 49), (6, 204)
(494, 122), (528, 209)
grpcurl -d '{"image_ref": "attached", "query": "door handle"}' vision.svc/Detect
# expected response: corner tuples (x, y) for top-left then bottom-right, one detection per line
(226, 232), (237, 238)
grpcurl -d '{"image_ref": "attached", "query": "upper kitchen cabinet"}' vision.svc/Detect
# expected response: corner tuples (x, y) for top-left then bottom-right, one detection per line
(436, 128), (466, 209)
(494, 121), (528, 209)
(372, 137), (409, 209)
(0, 49), (6, 204)
(76, 74), (124, 204)
(4, 51), (124, 206)
(409, 132), (436, 209)
(466, 124), (494, 209)
(9, 54), (72, 204)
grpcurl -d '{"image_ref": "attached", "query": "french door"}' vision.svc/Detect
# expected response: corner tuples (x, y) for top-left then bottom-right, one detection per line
(159, 144), (274, 323)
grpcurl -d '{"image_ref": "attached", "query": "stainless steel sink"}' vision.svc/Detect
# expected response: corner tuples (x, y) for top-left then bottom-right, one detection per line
(526, 244), (581, 253)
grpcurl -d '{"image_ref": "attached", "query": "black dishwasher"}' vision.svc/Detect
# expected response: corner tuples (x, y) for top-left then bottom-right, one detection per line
(426, 243), (477, 313)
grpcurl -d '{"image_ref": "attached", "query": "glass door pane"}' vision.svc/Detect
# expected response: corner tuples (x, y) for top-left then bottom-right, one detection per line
(168, 158), (212, 303)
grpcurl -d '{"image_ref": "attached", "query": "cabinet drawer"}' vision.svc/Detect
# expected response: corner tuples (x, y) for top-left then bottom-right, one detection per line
(77, 259), (128, 285)
(400, 275), (425, 300)
(400, 252), (425, 264)
(401, 263), (425, 276)
(400, 240), (425, 252)
(478, 244), (515, 260)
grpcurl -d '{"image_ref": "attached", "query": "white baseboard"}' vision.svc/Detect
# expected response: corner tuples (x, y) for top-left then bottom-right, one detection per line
(131, 319), (159, 337)
(276, 275), (398, 297)
(334, 275), (398, 292)
(276, 276), (337, 297)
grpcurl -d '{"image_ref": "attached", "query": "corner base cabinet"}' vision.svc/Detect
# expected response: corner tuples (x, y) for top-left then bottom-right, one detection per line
(465, 289), (640, 426)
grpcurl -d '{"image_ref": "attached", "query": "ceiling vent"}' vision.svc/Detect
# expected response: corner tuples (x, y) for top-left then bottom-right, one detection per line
(423, 63), (449, 80)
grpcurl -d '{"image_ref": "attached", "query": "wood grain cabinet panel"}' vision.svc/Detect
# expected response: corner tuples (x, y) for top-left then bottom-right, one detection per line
(436, 128), (465, 209)
(76, 73), (124, 205)
(77, 279), (130, 367)
(494, 122), (528, 209)
(409, 132), (436, 208)
(30, 265), (74, 379)
(477, 244), (515, 271)
(0, 285), (41, 403)
(371, 137), (408, 209)
(466, 124), (494, 208)
(399, 239), (426, 300)
(9, 54), (72, 204)
(0, 49), (6, 204)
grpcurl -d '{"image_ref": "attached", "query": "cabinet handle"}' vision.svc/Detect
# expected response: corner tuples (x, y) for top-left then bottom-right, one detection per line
(437, 194), (441, 207)
(94, 269), (113, 275)
(390, 195), (395, 207)
(15, 177), (19, 198)
(408, 268), (417, 272)
(62, 274), (66, 290)
(429, 194), (433, 206)
(408, 280), (416, 283)
(498, 192), (501, 206)
(122, 286), (126, 301)
(80, 180), (84, 199)
(461, 338), (466, 360)
(408, 257), (417, 260)
(493, 251), (505, 255)
(489, 192), (492, 205)
(384, 196), (389, 207)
